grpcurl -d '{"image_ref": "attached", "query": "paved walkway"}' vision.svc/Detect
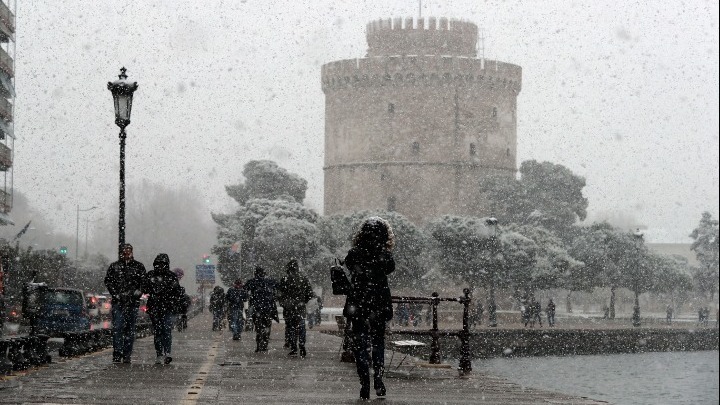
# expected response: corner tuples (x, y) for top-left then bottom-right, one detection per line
(0, 313), (608, 404)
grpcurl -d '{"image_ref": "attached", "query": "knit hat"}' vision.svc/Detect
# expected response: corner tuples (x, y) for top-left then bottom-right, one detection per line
(153, 253), (170, 269)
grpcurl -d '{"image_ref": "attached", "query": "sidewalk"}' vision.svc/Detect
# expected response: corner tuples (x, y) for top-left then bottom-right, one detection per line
(1, 312), (607, 404)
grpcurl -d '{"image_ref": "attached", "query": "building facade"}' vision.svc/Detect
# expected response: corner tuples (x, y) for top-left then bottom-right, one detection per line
(322, 17), (522, 224)
(0, 0), (14, 225)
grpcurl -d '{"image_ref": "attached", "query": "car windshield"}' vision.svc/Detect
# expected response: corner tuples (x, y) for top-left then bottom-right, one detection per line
(45, 290), (84, 306)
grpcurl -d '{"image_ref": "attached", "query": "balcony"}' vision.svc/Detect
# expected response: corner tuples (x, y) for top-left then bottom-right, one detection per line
(0, 1), (14, 42)
(0, 141), (10, 170)
(0, 187), (11, 214)
(0, 95), (11, 121)
(0, 47), (12, 76)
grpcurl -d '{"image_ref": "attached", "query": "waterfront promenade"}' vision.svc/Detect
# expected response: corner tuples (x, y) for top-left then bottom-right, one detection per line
(0, 312), (608, 404)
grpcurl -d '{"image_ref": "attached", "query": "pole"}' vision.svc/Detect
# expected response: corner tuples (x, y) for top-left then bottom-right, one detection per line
(458, 288), (472, 375)
(118, 128), (126, 257)
(429, 292), (441, 364)
(84, 218), (89, 258)
(75, 205), (80, 263)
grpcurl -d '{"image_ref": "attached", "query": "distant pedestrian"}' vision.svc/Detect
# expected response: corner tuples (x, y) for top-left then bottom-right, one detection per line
(244, 266), (278, 352)
(666, 305), (673, 324)
(277, 259), (314, 358)
(602, 305), (610, 320)
(344, 217), (395, 400)
(531, 298), (543, 328)
(475, 301), (484, 327)
(698, 307), (704, 326)
(173, 268), (190, 331)
(209, 286), (226, 331)
(546, 299), (556, 327)
(396, 302), (410, 326)
(226, 279), (248, 340)
(145, 254), (183, 365)
(307, 295), (319, 329)
(104, 243), (147, 364)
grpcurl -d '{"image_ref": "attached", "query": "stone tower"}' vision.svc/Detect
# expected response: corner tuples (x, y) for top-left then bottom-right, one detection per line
(322, 17), (522, 224)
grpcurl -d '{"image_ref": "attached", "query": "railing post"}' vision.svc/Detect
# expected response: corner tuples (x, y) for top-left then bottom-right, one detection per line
(429, 292), (441, 364)
(458, 288), (472, 375)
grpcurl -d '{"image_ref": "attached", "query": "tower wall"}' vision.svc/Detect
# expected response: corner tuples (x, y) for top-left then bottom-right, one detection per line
(322, 18), (522, 224)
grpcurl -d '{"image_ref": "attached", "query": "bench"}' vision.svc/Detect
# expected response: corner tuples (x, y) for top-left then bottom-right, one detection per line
(388, 339), (426, 372)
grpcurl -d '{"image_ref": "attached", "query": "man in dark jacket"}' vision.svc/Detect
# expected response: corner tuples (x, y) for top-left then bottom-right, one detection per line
(209, 286), (226, 331)
(144, 253), (182, 364)
(104, 243), (147, 364)
(277, 259), (314, 357)
(226, 279), (248, 340)
(243, 266), (278, 353)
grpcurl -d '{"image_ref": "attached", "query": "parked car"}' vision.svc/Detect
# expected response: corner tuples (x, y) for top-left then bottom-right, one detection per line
(35, 288), (91, 336)
(97, 295), (111, 318)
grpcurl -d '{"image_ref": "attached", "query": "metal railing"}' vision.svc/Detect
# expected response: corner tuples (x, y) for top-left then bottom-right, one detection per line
(390, 289), (473, 374)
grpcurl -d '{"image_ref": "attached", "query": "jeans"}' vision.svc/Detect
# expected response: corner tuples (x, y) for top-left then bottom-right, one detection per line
(253, 313), (273, 351)
(229, 308), (245, 337)
(152, 313), (174, 357)
(351, 314), (386, 389)
(111, 304), (138, 361)
(285, 313), (306, 350)
(547, 312), (556, 327)
(212, 309), (224, 330)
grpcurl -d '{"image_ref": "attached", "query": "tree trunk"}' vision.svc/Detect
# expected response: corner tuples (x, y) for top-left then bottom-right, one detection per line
(609, 285), (616, 319)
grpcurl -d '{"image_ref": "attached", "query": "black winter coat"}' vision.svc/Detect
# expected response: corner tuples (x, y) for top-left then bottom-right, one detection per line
(343, 246), (395, 321)
(144, 268), (182, 318)
(104, 258), (147, 307)
(226, 286), (248, 311)
(277, 274), (314, 319)
(244, 276), (278, 320)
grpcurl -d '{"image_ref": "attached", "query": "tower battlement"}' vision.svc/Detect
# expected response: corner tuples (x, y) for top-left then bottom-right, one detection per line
(366, 17), (478, 57)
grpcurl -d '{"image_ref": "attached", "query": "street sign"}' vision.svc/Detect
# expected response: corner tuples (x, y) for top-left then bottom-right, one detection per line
(195, 264), (216, 284)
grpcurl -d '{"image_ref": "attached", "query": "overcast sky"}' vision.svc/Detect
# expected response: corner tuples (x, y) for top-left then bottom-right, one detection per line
(11, 0), (719, 247)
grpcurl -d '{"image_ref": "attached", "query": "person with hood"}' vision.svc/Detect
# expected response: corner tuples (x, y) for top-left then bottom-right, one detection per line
(243, 266), (278, 352)
(344, 216), (395, 400)
(145, 253), (183, 364)
(209, 286), (226, 331)
(226, 279), (248, 340)
(104, 243), (147, 364)
(277, 259), (314, 357)
(546, 299), (556, 327)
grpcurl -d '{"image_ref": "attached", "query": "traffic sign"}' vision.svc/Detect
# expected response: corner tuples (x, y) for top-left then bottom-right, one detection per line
(195, 264), (216, 284)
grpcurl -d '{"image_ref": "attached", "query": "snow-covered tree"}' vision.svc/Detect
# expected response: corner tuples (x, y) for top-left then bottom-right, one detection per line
(225, 160), (308, 204)
(479, 160), (588, 235)
(689, 212), (720, 300)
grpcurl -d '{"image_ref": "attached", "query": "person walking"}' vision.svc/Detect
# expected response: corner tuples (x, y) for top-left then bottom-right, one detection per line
(277, 259), (314, 358)
(344, 216), (395, 400)
(546, 299), (556, 327)
(209, 286), (226, 331)
(145, 254), (183, 365)
(244, 266), (278, 353)
(173, 268), (190, 331)
(666, 305), (673, 325)
(533, 299), (543, 327)
(104, 243), (147, 364)
(226, 279), (248, 340)
(306, 294), (319, 329)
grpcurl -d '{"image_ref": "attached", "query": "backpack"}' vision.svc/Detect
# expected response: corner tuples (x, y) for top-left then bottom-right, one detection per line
(172, 286), (190, 314)
(330, 259), (351, 295)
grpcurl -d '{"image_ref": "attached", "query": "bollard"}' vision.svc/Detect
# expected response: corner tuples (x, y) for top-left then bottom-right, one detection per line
(429, 292), (441, 364)
(458, 288), (472, 375)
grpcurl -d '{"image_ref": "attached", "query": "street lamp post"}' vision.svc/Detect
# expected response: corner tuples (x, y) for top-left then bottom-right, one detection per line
(632, 228), (644, 327)
(107, 67), (138, 257)
(75, 205), (97, 262)
(486, 217), (499, 328)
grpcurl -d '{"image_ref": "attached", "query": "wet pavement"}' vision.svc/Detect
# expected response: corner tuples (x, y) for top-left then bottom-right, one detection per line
(1, 312), (608, 404)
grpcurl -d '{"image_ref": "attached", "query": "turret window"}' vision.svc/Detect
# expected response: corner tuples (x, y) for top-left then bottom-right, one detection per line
(492, 107), (497, 118)
(412, 141), (420, 154)
(388, 103), (395, 113)
(470, 143), (477, 156)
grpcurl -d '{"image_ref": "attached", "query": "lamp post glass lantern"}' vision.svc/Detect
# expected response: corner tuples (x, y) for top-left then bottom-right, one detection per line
(107, 67), (138, 257)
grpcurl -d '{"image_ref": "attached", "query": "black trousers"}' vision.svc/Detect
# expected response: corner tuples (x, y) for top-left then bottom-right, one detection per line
(253, 313), (273, 351)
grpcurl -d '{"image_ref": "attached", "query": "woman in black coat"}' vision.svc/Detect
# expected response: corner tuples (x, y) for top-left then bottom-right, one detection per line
(344, 217), (395, 400)
(145, 253), (182, 365)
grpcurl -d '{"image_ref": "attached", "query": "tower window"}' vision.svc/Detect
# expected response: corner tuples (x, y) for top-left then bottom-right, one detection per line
(412, 141), (420, 155)
(387, 197), (397, 212)
(492, 107), (497, 118)
(470, 143), (477, 156)
(506, 148), (510, 157)
(388, 103), (395, 113)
